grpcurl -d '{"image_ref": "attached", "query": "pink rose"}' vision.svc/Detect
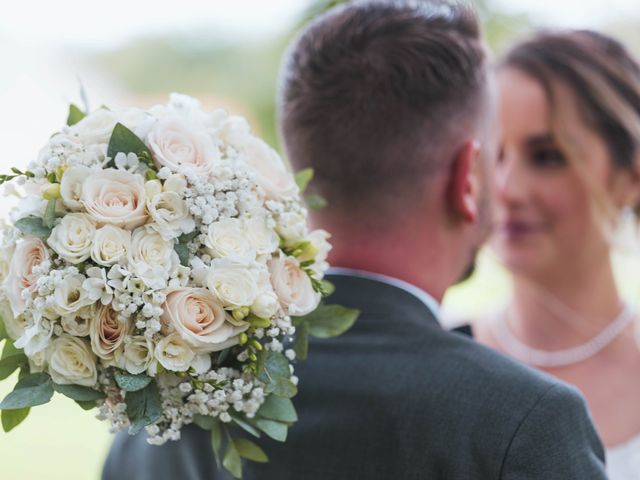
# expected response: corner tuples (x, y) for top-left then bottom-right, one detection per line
(81, 168), (147, 229)
(243, 137), (299, 201)
(268, 253), (320, 316)
(161, 288), (248, 352)
(3, 237), (50, 316)
(90, 304), (131, 360)
(148, 117), (219, 176)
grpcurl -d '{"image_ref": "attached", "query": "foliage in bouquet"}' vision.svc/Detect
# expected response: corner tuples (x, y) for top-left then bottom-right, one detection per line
(0, 94), (358, 478)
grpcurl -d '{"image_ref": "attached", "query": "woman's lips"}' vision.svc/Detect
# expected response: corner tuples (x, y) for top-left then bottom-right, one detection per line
(497, 220), (546, 239)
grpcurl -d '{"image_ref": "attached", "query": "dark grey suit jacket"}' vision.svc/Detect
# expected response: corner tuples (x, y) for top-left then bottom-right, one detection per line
(103, 273), (607, 479)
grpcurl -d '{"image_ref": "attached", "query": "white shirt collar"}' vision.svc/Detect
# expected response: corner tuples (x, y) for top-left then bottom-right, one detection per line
(327, 267), (441, 318)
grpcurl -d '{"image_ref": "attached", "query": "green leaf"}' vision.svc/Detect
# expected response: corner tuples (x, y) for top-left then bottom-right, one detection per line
(257, 395), (297, 423)
(14, 217), (52, 238)
(125, 382), (162, 434)
(255, 418), (288, 442)
(193, 414), (215, 430)
(305, 194), (327, 210)
(234, 438), (268, 463)
(271, 378), (297, 398)
(0, 373), (53, 410)
(1, 407), (30, 432)
(0, 312), (7, 342)
(75, 400), (98, 411)
(231, 414), (261, 438)
(115, 372), (153, 392)
(2, 340), (21, 359)
(53, 383), (105, 401)
(257, 350), (290, 384)
(178, 231), (199, 244)
(174, 243), (190, 267)
(0, 354), (28, 381)
(211, 420), (222, 469)
(292, 320), (309, 361)
(107, 123), (152, 164)
(294, 168), (313, 194)
(67, 104), (86, 126)
(298, 304), (359, 339)
(223, 437), (243, 479)
(43, 199), (57, 229)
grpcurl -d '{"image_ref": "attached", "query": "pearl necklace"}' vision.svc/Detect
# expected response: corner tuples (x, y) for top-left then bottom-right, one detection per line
(492, 303), (636, 368)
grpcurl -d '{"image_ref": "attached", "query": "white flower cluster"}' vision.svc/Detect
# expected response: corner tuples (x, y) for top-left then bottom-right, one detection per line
(0, 94), (331, 444)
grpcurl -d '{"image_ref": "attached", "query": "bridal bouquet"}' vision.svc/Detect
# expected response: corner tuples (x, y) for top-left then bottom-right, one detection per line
(0, 94), (357, 478)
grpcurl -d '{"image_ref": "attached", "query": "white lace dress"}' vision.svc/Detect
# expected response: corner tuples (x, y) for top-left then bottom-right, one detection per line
(608, 435), (640, 479)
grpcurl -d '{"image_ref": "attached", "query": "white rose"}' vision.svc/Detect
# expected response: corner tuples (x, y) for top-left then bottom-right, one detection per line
(0, 300), (27, 340)
(91, 225), (131, 266)
(3, 237), (50, 317)
(47, 213), (96, 264)
(119, 107), (156, 140)
(120, 335), (154, 375)
(69, 109), (118, 145)
(90, 304), (131, 360)
(205, 218), (255, 260)
(81, 168), (147, 229)
(242, 137), (298, 201)
(276, 211), (308, 245)
(206, 258), (261, 308)
(244, 216), (279, 257)
(154, 332), (195, 372)
(47, 335), (98, 387)
(128, 226), (179, 280)
(148, 116), (219, 176)
(60, 165), (92, 210)
(60, 307), (92, 337)
(147, 191), (195, 240)
(52, 273), (93, 317)
(163, 173), (187, 193)
(268, 253), (321, 316)
(161, 287), (248, 352)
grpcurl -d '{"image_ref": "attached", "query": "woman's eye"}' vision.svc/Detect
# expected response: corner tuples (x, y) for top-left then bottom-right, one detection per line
(530, 148), (566, 168)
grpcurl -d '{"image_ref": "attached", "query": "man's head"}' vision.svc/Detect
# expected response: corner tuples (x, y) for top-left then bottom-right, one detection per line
(278, 0), (498, 295)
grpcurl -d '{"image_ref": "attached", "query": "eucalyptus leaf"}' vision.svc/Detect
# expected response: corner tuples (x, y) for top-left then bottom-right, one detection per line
(1, 407), (29, 432)
(305, 194), (327, 210)
(14, 217), (51, 238)
(2, 340), (21, 359)
(0, 374), (53, 410)
(211, 420), (222, 469)
(115, 372), (153, 392)
(231, 414), (261, 438)
(178, 231), (199, 244)
(233, 438), (268, 463)
(0, 354), (28, 381)
(223, 438), (242, 479)
(271, 378), (298, 399)
(299, 304), (359, 339)
(193, 414), (215, 430)
(53, 383), (105, 401)
(107, 123), (152, 165)
(174, 244), (190, 267)
(67, 104), (85, 126)
(294, 168), (313, 194)
(256, 350), (290, 385)
(126, 382), (162, 434)
(43, 199), (57, 229)
(292, 320), (309, 360)
(75, 400), (98, 411)
(255, 418), (288, 442)
(257, 395), (297, 423)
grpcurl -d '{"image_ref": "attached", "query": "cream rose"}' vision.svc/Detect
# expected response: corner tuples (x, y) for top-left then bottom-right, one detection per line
(206, 258), (261, 309)
(52, 273), (94, 318)
(128, 226), (179, 279)
(90, 304), (131, 360)
(154, 332), (195, 372)
(0, 300), (27, 340)
(243, 137), (298, 201)
(47, 335), (98, 387)
(244, 216), (279, 256)
(205, 218), (256, 260)
(147, 191), (195, 240)
(268, 253), (321, 316)
(161, 287), (248, 352)
(91, 224), (131, 266)
(148, 116), (219, 176)
(47, 213), (96, 264)
(81, 168), (147, 229)
(3, 237), (50, 316)
(60, 165), (92, 210)
(120, 335), (154, 375)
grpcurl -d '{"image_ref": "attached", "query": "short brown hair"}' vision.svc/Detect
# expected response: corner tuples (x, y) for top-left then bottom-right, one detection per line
(279, 0), (487, 221)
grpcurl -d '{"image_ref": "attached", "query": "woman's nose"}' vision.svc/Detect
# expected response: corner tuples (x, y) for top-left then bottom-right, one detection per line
(495, 153), (529, 205)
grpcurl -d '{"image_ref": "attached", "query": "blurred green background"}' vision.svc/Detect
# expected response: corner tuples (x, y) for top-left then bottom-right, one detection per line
(2, 0), (640, 478)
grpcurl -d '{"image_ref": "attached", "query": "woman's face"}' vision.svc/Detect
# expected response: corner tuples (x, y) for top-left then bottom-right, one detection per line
(494, 68), (625, 278)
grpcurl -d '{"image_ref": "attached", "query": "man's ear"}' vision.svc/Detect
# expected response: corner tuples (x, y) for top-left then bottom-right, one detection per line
(448, 140), (481, 223)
